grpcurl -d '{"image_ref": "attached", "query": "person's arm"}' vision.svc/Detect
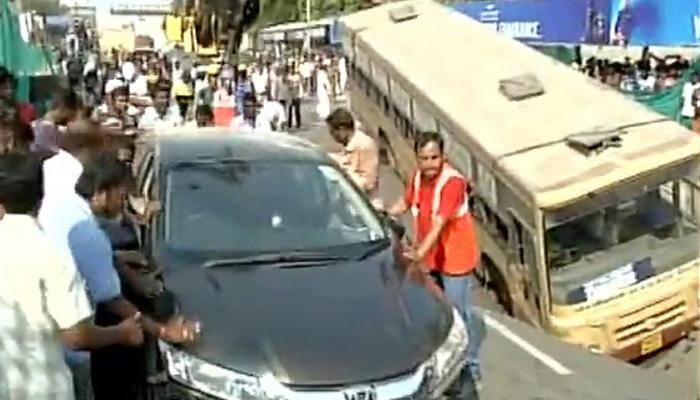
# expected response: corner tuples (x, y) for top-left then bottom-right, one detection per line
(404, 178), (466, 263)
(42, 242), (143, 349)
(405, 215), (448, 265)
(60, 314), (143, 350)
(347, 143), (379, 193)
(104, 296), (197, 343)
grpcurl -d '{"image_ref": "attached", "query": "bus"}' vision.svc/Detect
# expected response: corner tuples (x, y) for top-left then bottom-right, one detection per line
(339, 0), (700, 360)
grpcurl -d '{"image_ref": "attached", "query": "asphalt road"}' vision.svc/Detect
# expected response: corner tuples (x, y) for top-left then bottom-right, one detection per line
(292, 97), (699, 400)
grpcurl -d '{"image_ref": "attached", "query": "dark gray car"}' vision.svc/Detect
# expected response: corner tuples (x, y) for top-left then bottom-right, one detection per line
(130, 131), (471, 400)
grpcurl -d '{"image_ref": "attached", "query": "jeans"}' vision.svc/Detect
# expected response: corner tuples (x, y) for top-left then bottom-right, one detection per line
(442, 275), (482, 379)
(288, 98), (302, 129)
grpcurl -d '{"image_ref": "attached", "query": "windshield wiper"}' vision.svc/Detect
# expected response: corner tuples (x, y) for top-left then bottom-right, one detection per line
(203, 252), (349, 269)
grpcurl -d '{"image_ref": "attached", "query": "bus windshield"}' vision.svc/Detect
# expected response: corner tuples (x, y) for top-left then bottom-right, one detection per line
(545, 179), (699, 305)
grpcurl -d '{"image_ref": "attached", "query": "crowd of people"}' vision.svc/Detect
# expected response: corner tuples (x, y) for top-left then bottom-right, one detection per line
(49, 45), (349, 141)
(0, 41), (374, 400)
(578, 50), (693, 93)
(572, 48), (700, 132)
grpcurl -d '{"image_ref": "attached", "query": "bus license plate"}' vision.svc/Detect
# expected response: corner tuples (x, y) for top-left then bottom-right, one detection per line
(641, 333), (663, 355)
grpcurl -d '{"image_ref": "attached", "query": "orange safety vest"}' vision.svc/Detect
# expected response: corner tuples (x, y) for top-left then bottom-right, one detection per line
(410, 164), (480, 276)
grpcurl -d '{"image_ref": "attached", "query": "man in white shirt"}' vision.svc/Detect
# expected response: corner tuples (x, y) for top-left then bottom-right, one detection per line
(139, 82), (183, 132)
(251, 66), (268, 101)
(231, 93), (262, 132)
(121, 58), (136, 83)
(257, 92), (287, 132)
(128, 67), (149, 98)
(0, 153), (143, 400)
(300, 58), (314, 96)
(681, 75), (699, 121)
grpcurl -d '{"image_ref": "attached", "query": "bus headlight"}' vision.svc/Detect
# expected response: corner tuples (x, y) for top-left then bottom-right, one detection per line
(159, 341), (289, 400)
(422, 308), (469, 396)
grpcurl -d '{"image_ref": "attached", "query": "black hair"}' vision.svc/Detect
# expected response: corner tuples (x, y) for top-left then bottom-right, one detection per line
(0, 66), (13, 87)
(0, 152), (44, 214)
(325, 108), (355, 130)
(76, 152), (131, 199)
(414, 131), (444, 154)
(153, 79), (172, 95)
(111, 85), (129, 99)
(54, 89), (82, 112)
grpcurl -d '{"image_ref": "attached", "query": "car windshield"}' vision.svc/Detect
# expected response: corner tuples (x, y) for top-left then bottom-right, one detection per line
(546, 179), (699, 305)
(165, 160), (386, 253)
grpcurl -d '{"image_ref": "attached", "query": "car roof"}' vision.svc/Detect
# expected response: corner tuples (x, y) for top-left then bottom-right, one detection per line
(137, 129), (329, 168)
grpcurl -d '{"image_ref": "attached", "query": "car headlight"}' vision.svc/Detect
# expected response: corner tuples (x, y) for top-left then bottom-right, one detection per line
(422, 307), (468, 397)
(159, 341), (291, 400)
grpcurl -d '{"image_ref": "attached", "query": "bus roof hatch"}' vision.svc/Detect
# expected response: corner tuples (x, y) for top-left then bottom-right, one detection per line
(565, 131), (623, 155)
(389, 5), (419, 23)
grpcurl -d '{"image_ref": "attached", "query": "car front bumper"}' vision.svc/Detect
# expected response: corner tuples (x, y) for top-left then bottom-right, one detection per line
(151, 369), (475, 400)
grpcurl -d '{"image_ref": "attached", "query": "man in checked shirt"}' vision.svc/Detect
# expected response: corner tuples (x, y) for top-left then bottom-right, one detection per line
(0, 152), (143, 400)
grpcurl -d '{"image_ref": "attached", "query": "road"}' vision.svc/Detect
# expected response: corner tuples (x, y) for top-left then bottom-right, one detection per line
(292, 97), (698, 400)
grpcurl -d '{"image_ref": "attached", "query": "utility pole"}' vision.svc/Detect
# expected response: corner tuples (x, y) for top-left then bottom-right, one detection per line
(306, 0), (311, 22)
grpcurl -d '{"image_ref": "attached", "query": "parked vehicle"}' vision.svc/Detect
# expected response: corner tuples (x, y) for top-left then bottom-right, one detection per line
(342, 0), (700, 360)
(129, 129), (472, 399)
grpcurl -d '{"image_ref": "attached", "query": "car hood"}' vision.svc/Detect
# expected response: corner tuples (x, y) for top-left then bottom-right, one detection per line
(160, 244), (452, 386)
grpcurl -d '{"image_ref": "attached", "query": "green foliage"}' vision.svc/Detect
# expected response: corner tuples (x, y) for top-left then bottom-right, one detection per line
(254, 0), (376, 29)
(20, 0), (66, 14)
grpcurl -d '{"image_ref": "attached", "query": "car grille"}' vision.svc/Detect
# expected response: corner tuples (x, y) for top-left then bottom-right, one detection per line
(613, 294), (687, 345)
(284, 366), (434, 400)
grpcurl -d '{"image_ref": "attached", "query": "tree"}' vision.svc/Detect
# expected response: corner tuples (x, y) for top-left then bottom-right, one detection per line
(20, 0), (66, 14)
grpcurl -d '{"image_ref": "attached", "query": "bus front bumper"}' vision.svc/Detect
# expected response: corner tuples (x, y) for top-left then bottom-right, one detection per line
(611, 317), (698, 361)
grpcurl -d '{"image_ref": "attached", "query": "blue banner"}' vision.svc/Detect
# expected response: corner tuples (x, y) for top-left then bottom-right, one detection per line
(453, 0), (611, 44)
(609, 0), (700, 45)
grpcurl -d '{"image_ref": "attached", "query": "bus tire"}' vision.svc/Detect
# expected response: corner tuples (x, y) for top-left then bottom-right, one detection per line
(482, 256), (513, 316)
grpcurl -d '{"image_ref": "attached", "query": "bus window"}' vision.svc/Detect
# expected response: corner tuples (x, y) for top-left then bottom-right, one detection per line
(546, 179), (699, 305)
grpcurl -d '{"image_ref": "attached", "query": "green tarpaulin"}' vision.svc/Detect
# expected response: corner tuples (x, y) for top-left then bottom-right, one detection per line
(0, 0), (52, 102)
(628, 60), (700, 129)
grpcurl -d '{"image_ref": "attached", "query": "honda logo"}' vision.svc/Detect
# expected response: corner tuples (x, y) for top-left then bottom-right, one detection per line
(343, 386), (378, 400)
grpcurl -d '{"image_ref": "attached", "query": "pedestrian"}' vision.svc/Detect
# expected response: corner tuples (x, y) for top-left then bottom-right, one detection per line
(326, 108), (380, 206)
(388, 131), (482, 387)
(213, 78), (238, 127)
(70, 152), (199, 399)
(173, 71), (194, 121)
(140, 80), (183, 131)
(191, 104), (215, 128)
(693, 78), (700, 134)
(257, 91), (286, 132)
(31, 89), (82, 153)
(681, 74), (698, 125)
(287, 63), (303, 130)
(316, 64), (331, 120)
(231, 93), (259, 132)
(0, 67), (37, 126)
(338, 55), (348, 95)
(0, 152), (144, 400)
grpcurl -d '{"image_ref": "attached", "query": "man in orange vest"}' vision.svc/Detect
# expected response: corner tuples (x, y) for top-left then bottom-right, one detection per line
(389, 131), (482, 385)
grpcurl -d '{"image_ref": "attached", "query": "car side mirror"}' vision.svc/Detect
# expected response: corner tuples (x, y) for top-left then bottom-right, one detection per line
(380, 211), (406, 240)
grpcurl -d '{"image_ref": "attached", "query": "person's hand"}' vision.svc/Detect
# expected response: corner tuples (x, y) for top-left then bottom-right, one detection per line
(402, 247), (422, 263)
(117, 312), (144, 346)
(403, 246), (429, 273)
(159, 316), (200, 343)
